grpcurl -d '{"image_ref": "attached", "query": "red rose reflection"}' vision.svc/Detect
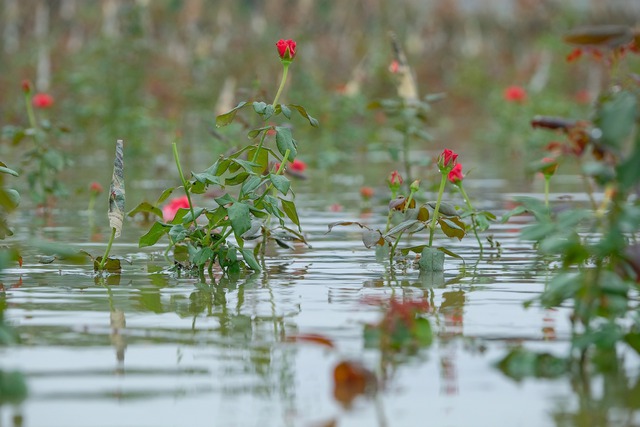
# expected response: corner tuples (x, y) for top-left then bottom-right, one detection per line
(503, 85), (527, 103)
(163, 196), (191, 221)
(32, 93), (54, 109)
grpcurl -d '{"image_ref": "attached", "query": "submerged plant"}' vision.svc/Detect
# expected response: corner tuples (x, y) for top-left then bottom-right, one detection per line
(130, 39), (318, 277)
(329, 149), (493, 272)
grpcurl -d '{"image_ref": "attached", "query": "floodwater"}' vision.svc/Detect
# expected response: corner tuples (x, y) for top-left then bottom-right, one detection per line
(1, 169), (638, 427)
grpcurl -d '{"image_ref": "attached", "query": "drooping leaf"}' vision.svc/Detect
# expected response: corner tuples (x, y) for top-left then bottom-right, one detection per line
(108, 139), (125, 238)
(155, 187), (176, 205)
(139, 222), (170, 247)
(241, 248), (261, 271)
(362, 229), (384, 248)
(225, 172), (250, 186)
(228, 202), (251, 243)
(327, 221), (368, 233)
(280, 199), (300, 229)
(428, 201), (458, 217)
(417, 206), (430, 222)
(216, 101), (248, 127)
(0, 165), (18, 177)
(384, 219), (419, 238)
(438, 217), (466, 240)
(288, 104), (319, 127)
(278, 104), (292, 119)
(127, 201), (162, 219)
(269, 174), (290, 195)
(275, 127), (298, 160)
(247, 126), (272, 139)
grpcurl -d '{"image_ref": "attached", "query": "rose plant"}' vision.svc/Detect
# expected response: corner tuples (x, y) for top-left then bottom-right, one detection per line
(129, 39), (318, 278)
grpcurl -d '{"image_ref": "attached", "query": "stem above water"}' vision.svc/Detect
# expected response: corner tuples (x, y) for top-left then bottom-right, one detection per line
(99, 227), (117, 271)
(429, 173), (448, 247)
(172, 142), (196, 225)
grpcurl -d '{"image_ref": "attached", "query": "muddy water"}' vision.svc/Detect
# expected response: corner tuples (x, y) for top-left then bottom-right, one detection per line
(0, 172), (635, 427)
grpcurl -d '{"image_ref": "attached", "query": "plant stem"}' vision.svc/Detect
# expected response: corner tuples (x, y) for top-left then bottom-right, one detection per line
(25, 93), (37, 131)
(429, 173), (448, 247)
(272, 63), (290, 107)
(172, 142), (196, 224)
(544, 176), (551, 209)
(251, 131), (269, 163)
(99, 227), (117, 270)
(459, 184), (483, 254)
(402, 131), (412, 188)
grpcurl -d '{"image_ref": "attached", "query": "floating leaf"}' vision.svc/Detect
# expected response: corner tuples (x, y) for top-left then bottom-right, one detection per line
(216, 101), (248, 127)
(108, 139), (125, 238)
(93, 256), (122, 273)
(286, 333), (335, 348)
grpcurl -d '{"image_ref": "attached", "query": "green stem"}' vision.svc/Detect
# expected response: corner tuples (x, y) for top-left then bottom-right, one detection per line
(272, 63), (290, 107)
(254, 149), (290, 206)
(389, 187), (416, 265)
(429, 173), (448, 247)
(251, 131), (269, 163)
(459, 184), (483, 254)
(544, 176), (551, 209)
(25, 93), (38, 132)
(402, 131), (412, 189)
(99, 227), (117, 270)
(172, 142), (196, 224)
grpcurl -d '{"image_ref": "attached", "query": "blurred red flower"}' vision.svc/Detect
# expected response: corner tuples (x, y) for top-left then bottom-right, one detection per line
(163, 196), (190, 221)
(360, 186), (374, 200)
(21, 80), (32, 94)
(503, 85), (527, 103)
(276, 39), (296, 60)
(32, 93), (54, 109)
(448, 163), (464, 184)
(388, 170), (403, 185)
(89, 182), (104, 194)
(290, 159), (306, 172)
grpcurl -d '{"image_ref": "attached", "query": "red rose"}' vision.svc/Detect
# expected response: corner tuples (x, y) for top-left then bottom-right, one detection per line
(360, 186), (374, 199)
(388, 170), (403, 186)
(438, 149), (458, 170)
(290, 159), (306, 172)
(503, 85), (527, 103)
(276, 39), (296, 61)
(32, 93), (54, 109)
(89, 182), (104, 194)
(448, 163), (464, 184)
(162, 196), (191, 221)
(21, 80), (32, 94)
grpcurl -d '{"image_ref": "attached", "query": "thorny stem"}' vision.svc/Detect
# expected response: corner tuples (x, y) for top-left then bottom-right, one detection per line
(99, 227), (117, 271)
(429, 172), (448, 246)
(459, 184), (483, 254)
(172, 142), (196, 225)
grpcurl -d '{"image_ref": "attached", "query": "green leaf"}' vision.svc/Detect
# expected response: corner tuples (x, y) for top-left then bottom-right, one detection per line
(384, 219), (419, 238)
(214, 193), (234, 206)
(275, 127), (298, 160)
(241, 175), (263, 195)
(225, 172), (250, 186)
(279, 104), (292, 119)
(269, 174), (290, 195)
(216, 101), (248, 127)
(127, 201), (163, 219)
(247, 126), (272, 139)
(192, 172), (221, 186)
(0, 166), (18, 177)
(438, 217), (466, 240)
(362, 229), (383, 248)
(326, 221), (368, 233)
(139, 222), (170, 247)
(108, 139), (126, 238)
(169, 224), (189, 243)
(241, 249), (261, 271)
(280, 198), (300, 228)
(228, 202), (251, 243)
(191, 247), (214, 266)
(155, 187), (176, 205)
(182, 207), (205, 223)
(288, 104), (319, 127)
(596, 90), (637, 151)
(252, 101), (267, 114)
(418, 246), (444, 272)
